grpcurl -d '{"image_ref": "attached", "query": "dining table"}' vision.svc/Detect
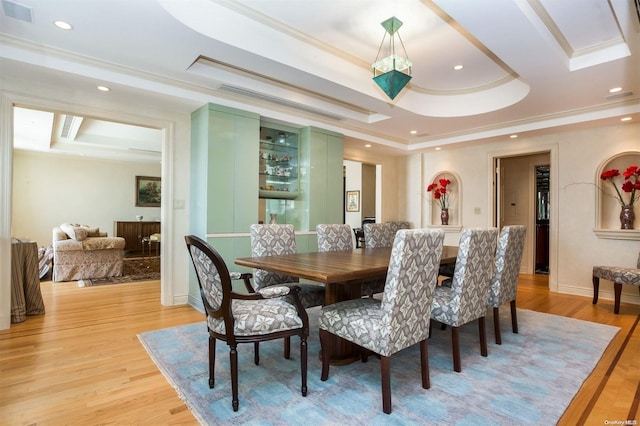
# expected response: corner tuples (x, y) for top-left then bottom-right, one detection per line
(235, 245), (458, 364)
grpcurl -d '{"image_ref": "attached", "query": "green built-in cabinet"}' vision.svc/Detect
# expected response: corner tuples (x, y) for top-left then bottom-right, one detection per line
(190, 103), (259, 238)
(189, 104), (344, 299)
(300, 126), (344, 229)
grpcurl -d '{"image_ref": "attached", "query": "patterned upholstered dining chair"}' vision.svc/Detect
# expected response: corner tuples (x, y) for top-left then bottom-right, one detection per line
(592, 251), (640, 314)
(250, 224), (325, 359)
(185, 235), (309, 412)
(488, 225), (527, 344)
(319, 228), (445, 414)
(363, 222), (393, 248)
(431, 227), (498, 372)
(361, 222), (411, 297)
(387, 221), (411, 237)
(316, 224), (353, 252)
(250, 224), (325, 308)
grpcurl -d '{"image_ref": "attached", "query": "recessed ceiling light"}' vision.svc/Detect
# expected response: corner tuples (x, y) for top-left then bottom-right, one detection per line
(435, 147), (441, 151)
(410, 130), (417, 135)
(453, 65), (464, 71)
(620, 117), (632, 122)
(53, 20), (72, 30)
(364, 144), (372, 148)
(510, 134), (518, 139)
(609, 87), (622, 93)
(97, 85), (110, 92)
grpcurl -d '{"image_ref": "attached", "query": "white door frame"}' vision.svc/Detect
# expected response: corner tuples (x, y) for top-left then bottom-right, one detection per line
(0, 91), (176, 329)
(489, 143), (559, 291)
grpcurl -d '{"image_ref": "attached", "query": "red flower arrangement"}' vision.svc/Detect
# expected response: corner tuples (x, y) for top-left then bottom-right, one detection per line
(427, 178), (452, 210)
(600, 164), (639, 207)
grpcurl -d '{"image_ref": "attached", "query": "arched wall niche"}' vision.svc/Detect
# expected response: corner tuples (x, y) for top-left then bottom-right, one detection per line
(427, 170), (462, 231)
(594, 151), (640, 240)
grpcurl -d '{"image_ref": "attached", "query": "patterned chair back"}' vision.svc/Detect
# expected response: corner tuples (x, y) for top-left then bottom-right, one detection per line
(488, 225), (527, 307)
(250, 224), (299, 290)
(363, 222), (394, 248)
(448, 228), (498, 326)
(317, 224), (353, 252)
(185, 235), (230, 316)
(387, 221), (411, 237)
(379, 228), (444, 356)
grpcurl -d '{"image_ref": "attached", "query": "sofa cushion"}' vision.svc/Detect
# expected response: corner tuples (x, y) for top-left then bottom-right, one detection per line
(83, 226), (102, 237)
(60, 223), (88, 241)
(83, 237), (125, 251)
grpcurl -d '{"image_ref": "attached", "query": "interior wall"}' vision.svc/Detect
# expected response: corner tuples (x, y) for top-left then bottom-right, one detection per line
(343, 145), (401, 222)
(12, 150), (161, 247)
(343, 159), (362, 229)
(361, 163), (376, 218)
(414, 121), (640, 305)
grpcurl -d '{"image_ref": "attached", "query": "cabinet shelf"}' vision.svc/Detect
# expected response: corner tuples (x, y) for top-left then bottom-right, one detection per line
(260, 139), (298, 148)
(260, 173), (298, 179)
(259, 189), (298, 199)
(259, 126), (299, 200)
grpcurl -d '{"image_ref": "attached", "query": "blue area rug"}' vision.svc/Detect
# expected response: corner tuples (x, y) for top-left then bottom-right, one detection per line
(138, 307), (618, 425)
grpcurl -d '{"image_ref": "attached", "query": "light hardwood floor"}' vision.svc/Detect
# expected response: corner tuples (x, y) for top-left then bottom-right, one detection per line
(1, 275), (638, 425)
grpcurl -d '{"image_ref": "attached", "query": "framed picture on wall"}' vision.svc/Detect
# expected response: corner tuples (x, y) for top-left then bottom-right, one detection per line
(346, 190), (360, 212)
(136, 176), (161, 207)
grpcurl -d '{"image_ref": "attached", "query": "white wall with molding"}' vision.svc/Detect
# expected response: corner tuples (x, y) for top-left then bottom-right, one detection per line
(413, 121), (640, 306)
(12, 150), (161, 247)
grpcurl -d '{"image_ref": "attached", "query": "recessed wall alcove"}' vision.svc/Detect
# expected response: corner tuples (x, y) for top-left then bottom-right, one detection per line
(427, 171), (462, 231)
(594, 151), (640, 240)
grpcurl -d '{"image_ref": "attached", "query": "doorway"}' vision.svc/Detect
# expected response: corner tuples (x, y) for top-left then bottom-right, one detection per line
(535, 165), (550, 274)
(11, 105), (163, 283)
(495, 152), (550, 275)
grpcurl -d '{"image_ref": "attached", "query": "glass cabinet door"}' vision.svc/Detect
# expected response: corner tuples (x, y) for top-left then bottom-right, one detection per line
(258, 127), (299, 200)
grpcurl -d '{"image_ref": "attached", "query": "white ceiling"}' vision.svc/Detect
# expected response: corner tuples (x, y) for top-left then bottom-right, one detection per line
(13, 106), (163, 162)
(1, 0), (639, 158)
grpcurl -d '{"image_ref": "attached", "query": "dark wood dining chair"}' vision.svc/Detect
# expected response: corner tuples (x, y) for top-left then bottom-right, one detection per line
(185, 235), (309, 412)
(319, 228), (445, 414)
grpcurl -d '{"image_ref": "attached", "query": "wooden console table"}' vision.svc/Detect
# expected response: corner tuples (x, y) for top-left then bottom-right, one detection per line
(114, 221), (161, 256)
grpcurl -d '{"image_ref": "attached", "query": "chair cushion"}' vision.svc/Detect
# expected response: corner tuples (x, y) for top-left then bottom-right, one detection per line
(207, 298), (303, 336)
(319, 298), (383, 352)
(593, 266), (640, 285)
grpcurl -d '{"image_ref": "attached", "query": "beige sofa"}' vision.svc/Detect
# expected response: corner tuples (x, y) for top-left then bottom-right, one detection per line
(52, 224), (125, 282)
